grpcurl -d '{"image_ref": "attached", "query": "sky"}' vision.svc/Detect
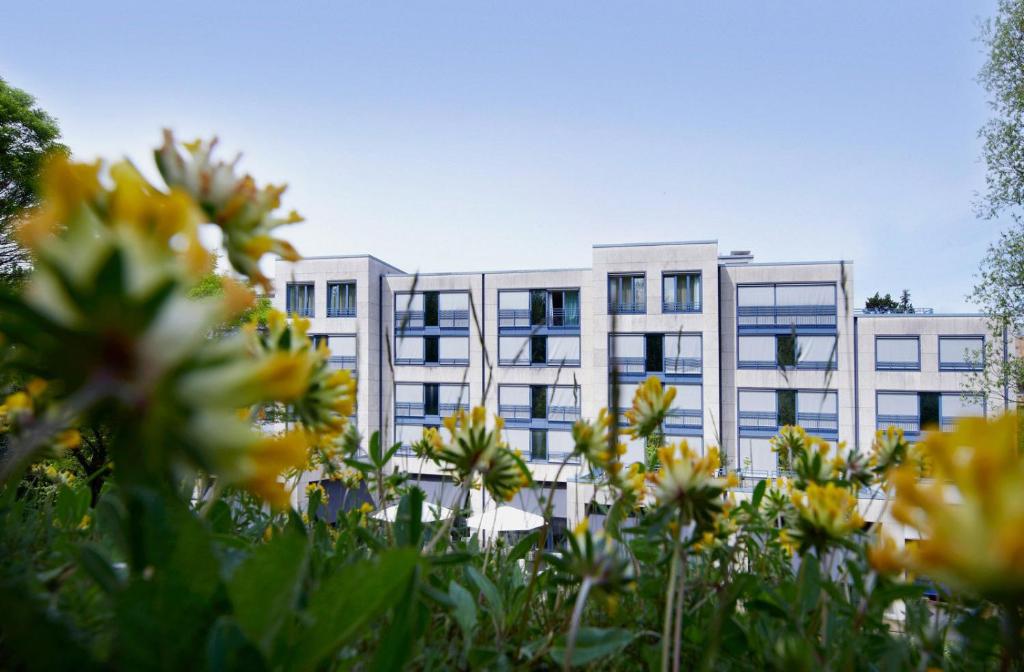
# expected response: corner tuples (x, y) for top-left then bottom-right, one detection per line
(1, 1), (1009, 311)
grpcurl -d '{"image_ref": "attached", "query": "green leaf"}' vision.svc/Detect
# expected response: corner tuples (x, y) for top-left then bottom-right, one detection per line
(508, 530), (540, 563)
(448, 580), (478, 637)
(370, 570), (424, 672)
(206, 617), (268, 672)
(291, 548), (419, 671)
(78, 543), (122, 595)
(798, 555), (822, 615)
(395, 489), (424, 548)
(751, 479), (767, 508)
(369, 431), (383, 467)
(227, 525), (309, 652)
(550, 627), (636, 666)
(465, 565), (504, 631)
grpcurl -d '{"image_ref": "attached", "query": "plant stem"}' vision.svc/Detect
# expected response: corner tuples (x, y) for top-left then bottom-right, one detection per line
(662, 535), (680, 672)
(564, 576), (594, 671)
(673, 538), (687, 672)
(423, 477), (472, 555)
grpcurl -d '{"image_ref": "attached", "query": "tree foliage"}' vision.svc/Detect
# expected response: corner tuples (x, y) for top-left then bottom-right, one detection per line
(0, 77), (66, 283)
(863, 290), (914, 314)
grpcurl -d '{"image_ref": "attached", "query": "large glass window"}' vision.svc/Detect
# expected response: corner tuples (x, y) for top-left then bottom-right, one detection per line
(939, 336), (984, 371)
(530, 429), (548, 461)
(498, 291), (530, 328)
(737, 283), (836, 328)
(395, 336), (424, 363)
(326, 282), (356, 317)
(499, 335), (531, 365)
(395, 292), (424, 330)
(662, 273), (701, 312)
(322, 335), (357, 370)
(394, 384), (424, 417)
(876, 337), (919, 370)
(608, 274), (646, 314)
(438, 293), (470, 328)
(546, 336), (580, 365)
(423, 384), (439, 416)
(286, 283), (314, 317)
(438, 336), (469, 364)
(737, 336), (776, 368)
(498, 386), (531, 419)
(438, 384), (469, 414)
(797, 335), (837, 369)
(664, 333), (701, 374)
(547, 386), (581, 421)
(549, 289), (580, 327)
(530, 290), (547, 326)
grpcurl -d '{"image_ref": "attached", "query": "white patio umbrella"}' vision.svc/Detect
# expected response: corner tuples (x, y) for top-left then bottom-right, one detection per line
(465, 505), (545, 533)
(371, 503), (453, 523)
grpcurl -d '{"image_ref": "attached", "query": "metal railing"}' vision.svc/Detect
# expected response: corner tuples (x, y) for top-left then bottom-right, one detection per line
(938, 361), (982, 372)
(876, 415), (920, 433)
(498, 309), (530, 328)
(438, 310), (470, 328)
(438, 401), (469, 415)
(738, 411), (778, 431)
(548, 405), (582, 422)
(326, 355), (357, 371)
(395, 310), (424, 330)
(609, 356), (646, 375)
(547, 308), (580, 328)
(664, 357), (701, 375)
(796, 412), (839, 433)
(664, 408), (703, 428)
(737, 305), (837, 328)
(608, 300), (646, 315)
(498, 404), (532, 420)
(876, 361), (919, 371)
(327, 306), (356, 318)
(662, 299), (701, 313)
(395, 402), (425, 418)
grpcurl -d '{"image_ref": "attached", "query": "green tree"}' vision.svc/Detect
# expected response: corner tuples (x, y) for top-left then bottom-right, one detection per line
(188, 258), (274, 331)
(864, 290), (914, 314)
(0, 77), (66, 283)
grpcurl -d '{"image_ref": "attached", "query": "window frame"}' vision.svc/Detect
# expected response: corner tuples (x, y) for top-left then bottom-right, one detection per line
(938, 335), (985, 372)
(874, 336), (920, 371)
(285, 282), (315, 318)
(607, 273), (647, 315)
(326, 281), (357, 318)
(661, 271), (703, 313)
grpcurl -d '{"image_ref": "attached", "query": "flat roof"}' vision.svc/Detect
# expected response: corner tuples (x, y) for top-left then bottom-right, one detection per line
(593, 239), (718, 249)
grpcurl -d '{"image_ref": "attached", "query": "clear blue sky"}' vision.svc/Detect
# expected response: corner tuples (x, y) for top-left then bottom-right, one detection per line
(1, 1), (1008, 310)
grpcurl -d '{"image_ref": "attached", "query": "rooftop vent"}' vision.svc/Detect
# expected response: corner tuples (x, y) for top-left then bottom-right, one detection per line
(718, 250), (754, 265)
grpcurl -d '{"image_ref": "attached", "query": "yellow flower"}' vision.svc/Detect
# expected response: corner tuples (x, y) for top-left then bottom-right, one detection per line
(359, 502), (373, 515)
(572, 409), (611, 464)
(787, 482), (864, 553)
(305, 482), (328, 504)
(55, 429), (81, 451)
(867, 534), (906, 576)
(624, 376), (676, 439)
(650, 441), (734, 528)
(888, 413), (1024, 598)
(237, 431), (309, 509)
(872, 426), (911, 475)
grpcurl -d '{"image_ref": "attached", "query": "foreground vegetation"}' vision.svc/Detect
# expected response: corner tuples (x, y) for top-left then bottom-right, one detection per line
(0, 137), (1021, 671)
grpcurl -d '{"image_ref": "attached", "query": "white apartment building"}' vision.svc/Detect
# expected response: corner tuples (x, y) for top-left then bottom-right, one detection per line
(275, 241), (1006, 531)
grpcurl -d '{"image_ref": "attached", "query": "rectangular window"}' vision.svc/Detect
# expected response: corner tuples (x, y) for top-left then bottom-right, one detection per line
(737, 336), (776, 368)
(740, 437), (775, 472)
(531, 335), (546, 364)
(737, 283), (837, 328)
(530, 386), (547, 419)
(549, 289), (580, 327)
(395, 336), (424, 363)
(498, 291), (530, 328)
(876, 392), (920, 434)
(498, 386), (531, 420)
(876, 337), (919, 370)
(395, 292), (425, 330)
(777, 390), (796, 427)
(548, 386), (581, 421)
(424, 384), (439, 416)
(505, 428), (530, 454)
(326, 282), (356, 317)
(286, 282), (314, 317)
(547, 430), (575, 461)
(797, 335), (837, 369)
(439, 384), (469, 415)
(322, 335), (357, 370)
(395, 383), (424, 417)
(530, 290), (547, 326)
(424, 291), (440, 327)
(645, 334), (663, 373)
(613, 382), (641, 412)
(941, 393), (985, 430)
(776, 334), (797, 368)
(738, 390), (777, 431)
(608, 274), (646, 314)
(664, 333), (701, 374)
(665, 383), (702, 429)
(609, 334), (645, 374)
(438, 293), (469, 328)
(499, 335), (531, 366)
(796, 390), (838, 434)
(547, 336), (580, 366)
(920, 392), (940, 429)
(939, 336), (984, 371)
(424, 336), (439, 364)
(530, 429), (548, 461)
(438, 336), (468, 364)
(662, 273), (702, 312)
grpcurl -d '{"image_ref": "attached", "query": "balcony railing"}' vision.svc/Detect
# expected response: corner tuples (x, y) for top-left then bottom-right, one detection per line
(738, 410), (778, 431)
(876, 415), (920, 433)
(498, 309), (530, 328)
(438, 401), (468, 415)
(665, 408), (702, 429)
(327, 306), (356, 318)
(395, 310), (424, 330)
(547, 308), (580, 329)
(737, 359), (777, 369)
(662, 299), (701, 313)
(608, 300), (645, 315)
(326, 355), (357, 371)
(938, 361), (982, 372)
(497, 308), (579, 329)
(548, 405), (582, 422)
(609, 357), (646, 375)
(876, 360), (919, 371)
(664, 357), (701, 375)
(438, 310), (470, 329)
(498, 404), (532, 420)
(795, 412), (838, 433)
(395, 401), (425, 418)
(737, 305), (836, 328)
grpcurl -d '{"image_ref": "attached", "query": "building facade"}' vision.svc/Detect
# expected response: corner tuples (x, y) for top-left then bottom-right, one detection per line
(275, 241), (1005, 529)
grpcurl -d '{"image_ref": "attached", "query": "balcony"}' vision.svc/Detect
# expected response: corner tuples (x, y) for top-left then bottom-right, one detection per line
(664, 408), (702, 429)
(608, 300), (645, 315)
(664, 357), (701, 375)
(326, 355), (357, 371)
(327, 306), (356, 318)
(438, 310), (470, 329)
(395, 310), (424, 331)
(795, 412), (838, 434)
(395, 401), (425, 418)
(737, 305), (836, 329)
(876, 360), (919, 371)
(547, 405), (581, 423)
(497, 308), (579, 331)
(876, 415), (920, 434)
(662, 299), (701, 313)
(738, 410), (778, 432)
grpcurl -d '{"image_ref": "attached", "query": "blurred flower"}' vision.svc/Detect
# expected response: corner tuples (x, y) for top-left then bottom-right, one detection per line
(154, 132), (301, 290)
(889, 414), (1024, 598)
(625, 377), (676, 439)
(872, 426), (911, 475)
(412, 426), (445, 461)
(770, 425), (807, 471)
(232, 431), (309, 509)
(438, 407), (528, 502)
(572, 409), (611, 465)
(650, 441), (736, 529)
(305, 481), (328, 504)
(787, 482), (864, 554)
(867, 534), (906, 576)
(547, 518), (636, 592)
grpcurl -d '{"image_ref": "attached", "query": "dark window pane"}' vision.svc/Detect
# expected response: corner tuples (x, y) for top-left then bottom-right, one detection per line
(424, 292), (439, 327)
(549, 291), (564, 326)
(920, 392), (940, 429)
(563, 290), (580, 326)
(777, 335), (797, 368)
(424, 384), (439, 416)
(424, 336), (439, 363)
(531, 429), (548, 461)
(645, 334), (663, 373)
(531, 386), (547, 419)
(530, 290), (547, 326)
(531, 336), (546, 364)
(778, 390), (796, 426)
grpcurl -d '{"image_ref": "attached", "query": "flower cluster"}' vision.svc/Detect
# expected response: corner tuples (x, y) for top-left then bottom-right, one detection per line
(786, 481), (864, 554)
(650, 441), (737, 530)
(625, 377), (676, 439)
(438, 407), (529, 502)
